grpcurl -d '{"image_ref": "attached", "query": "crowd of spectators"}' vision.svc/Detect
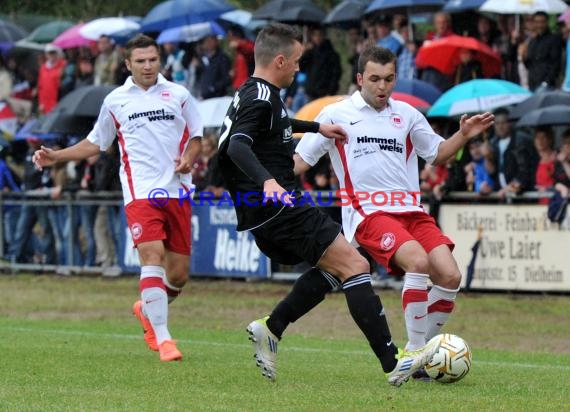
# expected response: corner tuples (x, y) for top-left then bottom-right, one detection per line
(0, 11), (569, 270)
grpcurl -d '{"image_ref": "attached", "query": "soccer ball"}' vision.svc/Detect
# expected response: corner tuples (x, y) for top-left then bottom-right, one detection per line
(425, 333), (472, 383)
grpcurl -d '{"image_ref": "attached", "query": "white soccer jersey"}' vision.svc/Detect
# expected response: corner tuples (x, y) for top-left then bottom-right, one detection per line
(296, 91), (444, 242)
(87, 74), (203, 205)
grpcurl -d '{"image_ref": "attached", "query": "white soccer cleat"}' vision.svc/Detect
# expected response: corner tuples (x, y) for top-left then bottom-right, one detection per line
(246, 316), (278, 381)
(386, 336), (441, 387)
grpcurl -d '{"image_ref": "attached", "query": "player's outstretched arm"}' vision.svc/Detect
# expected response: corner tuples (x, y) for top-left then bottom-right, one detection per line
(433, 112), (494, 165)
(318, 123), (347, 144)
(33, 139), (101, 171)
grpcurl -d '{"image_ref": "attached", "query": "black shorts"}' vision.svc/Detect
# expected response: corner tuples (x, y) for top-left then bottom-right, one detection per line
(251, 203), (342, 266)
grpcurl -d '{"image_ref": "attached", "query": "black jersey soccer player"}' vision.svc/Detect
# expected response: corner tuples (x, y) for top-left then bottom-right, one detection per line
(217, 22), (440, 386)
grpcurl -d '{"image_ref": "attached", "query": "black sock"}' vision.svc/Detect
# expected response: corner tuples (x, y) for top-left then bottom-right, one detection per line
(266, 267), (340, 339)
(342, 273), (398, 373)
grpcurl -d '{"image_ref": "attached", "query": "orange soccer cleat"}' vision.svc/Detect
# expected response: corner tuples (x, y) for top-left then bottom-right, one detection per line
(132, 300), (158, 352)
(158, 339), (183, 362)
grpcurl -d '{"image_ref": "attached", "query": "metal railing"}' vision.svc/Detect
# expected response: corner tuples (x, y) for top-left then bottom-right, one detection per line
(0, 189), (554, 276)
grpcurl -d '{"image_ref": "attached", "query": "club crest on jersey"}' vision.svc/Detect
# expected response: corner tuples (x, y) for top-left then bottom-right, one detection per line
(380, 232), (396, 251)
(160, 91), (171, 100)
(390, 114), (404, 129)
(131, 223), (143, 240)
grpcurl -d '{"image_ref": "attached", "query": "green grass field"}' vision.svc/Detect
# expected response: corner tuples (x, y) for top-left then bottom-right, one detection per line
(0, 275), (569, 411)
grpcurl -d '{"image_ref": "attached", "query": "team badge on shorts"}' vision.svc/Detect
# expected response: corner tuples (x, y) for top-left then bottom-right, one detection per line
(390, 114), (404, 129)
(380, 232), (396, 251)
(131, 223), (143, 240)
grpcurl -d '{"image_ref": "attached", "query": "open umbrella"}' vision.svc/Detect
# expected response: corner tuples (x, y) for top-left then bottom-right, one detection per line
(324, 0), (369, 26)
(15, 118), (60, 141)
(480, 0), (568, 14)
(52, 23), (94, 49)
(25, 21), (74, 44)
(253, 0), (327, 24)
(394, 78), (442, 104)
(366, 0), (445, 15)
(80, 17), (141, 41)
(53, 85), (117, 117)
(427, 79), (531, 117)
(157, 22), (226, 44)
(31, 111), (96, 137)
(416, 35), (502, 78)
(515, 105), (570, 128)
(295, 95), (348, 122)
(443, 0), (486, 12)
(218, 10), (267, 35)
(0, 19), (27, 43)
(141, 0), (235, 32)
(197, 96), (234, 128)
(391, 92), (430, 109)
(509, 91), (570, 120)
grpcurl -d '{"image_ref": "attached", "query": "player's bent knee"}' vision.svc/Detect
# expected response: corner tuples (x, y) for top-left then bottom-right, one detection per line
(403, 255), (430, 274)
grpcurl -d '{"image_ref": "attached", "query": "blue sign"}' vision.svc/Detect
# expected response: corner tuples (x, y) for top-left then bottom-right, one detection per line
(120, 204), (270, 278)
(190, 205), (270, 278)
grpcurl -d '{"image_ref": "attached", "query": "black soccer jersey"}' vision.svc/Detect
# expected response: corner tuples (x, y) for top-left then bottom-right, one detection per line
(218, 77), (299, 231)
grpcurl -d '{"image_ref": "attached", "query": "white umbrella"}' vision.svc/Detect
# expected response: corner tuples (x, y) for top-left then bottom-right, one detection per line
(157, 21), (225, 44)
(197, 96), (234, 128)
(79, 17), (141, 41)
(480, 0), (568, 14)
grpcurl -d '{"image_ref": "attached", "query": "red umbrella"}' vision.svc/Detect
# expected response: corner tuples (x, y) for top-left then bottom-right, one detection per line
(391, 92), (430, 109)
(415, 35), (502, 78)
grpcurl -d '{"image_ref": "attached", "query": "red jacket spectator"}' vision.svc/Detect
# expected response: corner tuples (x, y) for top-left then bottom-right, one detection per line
(227, 27), (255, 90)
(37, 45), (67, 114)
(231, 39), (254, 90)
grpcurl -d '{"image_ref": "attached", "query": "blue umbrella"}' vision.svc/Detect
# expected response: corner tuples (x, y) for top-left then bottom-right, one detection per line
(157, 21), (225, 44)
(427, 79), (532, 117)
(394, 79), (442, 105)
(366, 0), (445, 15)
(140, 0), (235, 32)
(14, 119), (60, 141)
(443, 0), (486, 12)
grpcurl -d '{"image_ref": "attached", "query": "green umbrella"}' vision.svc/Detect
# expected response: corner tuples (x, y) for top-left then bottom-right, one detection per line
(26, 20), (74, 44)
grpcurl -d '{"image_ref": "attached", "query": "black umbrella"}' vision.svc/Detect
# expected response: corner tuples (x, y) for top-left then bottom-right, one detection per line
(253, 0), (326, 24)
(0, 19), (28, 43)
(55, 85), (117, 117)
(324, 0), (368, 26)
(31, 111), (96, 137)
(509, 91), (570, 121)
(515, 105), (570, 128)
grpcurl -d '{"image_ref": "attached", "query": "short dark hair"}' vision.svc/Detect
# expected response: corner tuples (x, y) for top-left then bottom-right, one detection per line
(254, 23), (303, 67)
(357, 46), (397, 74)
(533, 11), (548, 19)
(125, 34), (159, 60)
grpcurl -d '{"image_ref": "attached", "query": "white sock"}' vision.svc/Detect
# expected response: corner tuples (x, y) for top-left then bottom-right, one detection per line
(402, 272), (429, 351)
(140, 265), (171, 345)
(425, 284), (460, 340)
